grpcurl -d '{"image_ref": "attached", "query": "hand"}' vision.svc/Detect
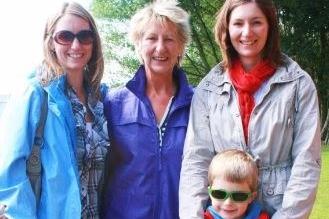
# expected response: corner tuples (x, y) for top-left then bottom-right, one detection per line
(0, 204), (8, 219)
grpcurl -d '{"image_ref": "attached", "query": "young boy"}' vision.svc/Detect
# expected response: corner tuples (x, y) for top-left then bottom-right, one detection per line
(204, 149), (269, 219)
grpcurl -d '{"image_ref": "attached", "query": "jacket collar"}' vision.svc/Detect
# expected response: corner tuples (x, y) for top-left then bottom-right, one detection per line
(267, 54), (304, 84)
(206, 63), (231, 87)
(45, 75), (77, 154)
(205, 54), (304, 89)
(126, 65), (193, 109)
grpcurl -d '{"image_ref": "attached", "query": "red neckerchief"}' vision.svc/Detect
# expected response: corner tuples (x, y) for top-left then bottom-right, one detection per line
(229, 59), (275, 143)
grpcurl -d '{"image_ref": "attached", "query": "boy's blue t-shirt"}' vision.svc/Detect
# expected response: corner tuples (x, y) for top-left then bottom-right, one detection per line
(207, 201), (263, 219)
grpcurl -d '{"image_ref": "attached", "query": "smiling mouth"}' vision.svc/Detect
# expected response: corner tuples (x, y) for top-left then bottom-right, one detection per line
(240, 40), (256, 45)
(153, 56), (167, 61)
(222, 208), (237, 214)
(68, 53), (83, 58)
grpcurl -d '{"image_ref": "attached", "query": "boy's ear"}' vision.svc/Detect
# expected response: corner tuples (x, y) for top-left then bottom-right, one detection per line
(248, 191), (257, 204)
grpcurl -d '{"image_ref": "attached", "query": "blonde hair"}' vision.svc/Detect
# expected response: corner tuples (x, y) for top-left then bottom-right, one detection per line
(208, 149), (258, 192)
(129, 0), (191, 64)
(39, 1), (104, 99)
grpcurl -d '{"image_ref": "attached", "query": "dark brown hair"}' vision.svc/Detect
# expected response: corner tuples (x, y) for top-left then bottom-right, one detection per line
(214, 0), (282, 69)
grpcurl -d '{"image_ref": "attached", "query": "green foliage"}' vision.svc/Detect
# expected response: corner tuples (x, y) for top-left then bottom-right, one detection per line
(92, 0), (329, 139)
(178, 0), (223, 84)
(310, 146), (329, 219)
(92, 0), (147, 20)
(274, 0), (329, 142)
(92, 0), (223, 85)
(92, 0), (150, 86)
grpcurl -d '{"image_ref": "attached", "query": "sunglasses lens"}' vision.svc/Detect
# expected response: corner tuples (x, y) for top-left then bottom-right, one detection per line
(76, 30), (94, 45)
(53, 30), (94, 45)
(54, 31), (75, 45)
(231, 192), (250, 202)
(209, 188), (250, 202)
(210, 190), (227, 200)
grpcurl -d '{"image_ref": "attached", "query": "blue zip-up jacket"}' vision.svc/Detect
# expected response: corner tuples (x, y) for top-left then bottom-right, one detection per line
(0, 74), (107, 218)
(103, 65), (193, 219)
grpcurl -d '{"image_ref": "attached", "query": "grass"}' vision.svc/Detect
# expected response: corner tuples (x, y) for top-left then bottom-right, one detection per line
(310, 145), (329, 219)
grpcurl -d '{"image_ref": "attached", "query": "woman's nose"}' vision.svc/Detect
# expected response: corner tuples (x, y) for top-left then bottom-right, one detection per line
(155, 39), (165, 51)
(71, 38), (82, 49)
(241, 24), (252, 37)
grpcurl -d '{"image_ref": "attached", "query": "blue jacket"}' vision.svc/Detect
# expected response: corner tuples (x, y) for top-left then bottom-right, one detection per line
(0, 74), (107, 219)
(103, 65), (193, 219)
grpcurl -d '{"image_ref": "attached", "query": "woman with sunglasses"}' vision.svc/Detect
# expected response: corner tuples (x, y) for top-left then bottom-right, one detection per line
(0, 2), (109, 218)
(102, 1), (193, 218)
(205, 149), (269, 219)
(180, 0), (321, 218)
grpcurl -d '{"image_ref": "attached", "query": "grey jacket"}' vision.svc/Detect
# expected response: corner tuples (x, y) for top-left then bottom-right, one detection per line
(179, 55), (321, 219)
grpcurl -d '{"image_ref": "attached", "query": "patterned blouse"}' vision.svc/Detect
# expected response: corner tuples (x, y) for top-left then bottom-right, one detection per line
(67, 86), (109, 219)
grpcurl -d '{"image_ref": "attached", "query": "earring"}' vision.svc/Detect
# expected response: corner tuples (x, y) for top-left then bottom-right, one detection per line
(177, 55), (182, 66)
(84, 65), (89, 72)
(51, 50), (56, 57)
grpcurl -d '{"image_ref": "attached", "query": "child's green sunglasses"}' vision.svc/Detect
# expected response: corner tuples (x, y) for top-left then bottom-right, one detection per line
(208, 187), (252, 202)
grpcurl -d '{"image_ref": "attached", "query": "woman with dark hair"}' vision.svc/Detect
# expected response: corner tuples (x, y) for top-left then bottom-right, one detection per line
(179, 0), (321, 218)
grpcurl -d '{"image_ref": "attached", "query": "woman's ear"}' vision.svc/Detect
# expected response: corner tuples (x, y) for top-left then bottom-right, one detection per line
(50, 41), (55, 51)
(136, 42), (144, 64)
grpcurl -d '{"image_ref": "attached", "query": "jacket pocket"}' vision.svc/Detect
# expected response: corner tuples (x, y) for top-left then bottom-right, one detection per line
(259, 162), (291, 214)
(262, 181), (286, 212)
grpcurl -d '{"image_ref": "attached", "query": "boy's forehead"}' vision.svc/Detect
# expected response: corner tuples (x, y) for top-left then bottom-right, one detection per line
(211, 176), (252, 190)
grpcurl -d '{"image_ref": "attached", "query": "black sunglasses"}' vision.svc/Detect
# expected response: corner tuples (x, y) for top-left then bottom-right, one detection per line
(208, 187), (251, 202)
(53, 30), (94, 45)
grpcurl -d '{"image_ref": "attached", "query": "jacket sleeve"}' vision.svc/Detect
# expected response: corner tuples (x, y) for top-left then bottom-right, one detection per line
(272, 73), (321, 219)
(100, 83), (109, 102)
(179, 85), (215, 219)
(0, 81), (44, 219)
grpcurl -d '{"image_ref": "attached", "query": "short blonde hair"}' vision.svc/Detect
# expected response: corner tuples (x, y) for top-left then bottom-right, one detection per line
(129, 0), (191, 64)
(208, 149), (258, 192)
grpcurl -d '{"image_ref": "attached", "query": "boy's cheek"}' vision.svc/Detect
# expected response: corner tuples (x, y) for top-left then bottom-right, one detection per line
(210, 198), (223, 211)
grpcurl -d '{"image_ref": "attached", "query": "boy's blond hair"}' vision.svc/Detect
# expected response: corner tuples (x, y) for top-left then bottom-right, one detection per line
(208, 149), (258, 192)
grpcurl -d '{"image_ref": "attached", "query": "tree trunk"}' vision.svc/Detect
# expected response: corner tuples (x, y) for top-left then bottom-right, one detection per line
(321, 109), (329, 145)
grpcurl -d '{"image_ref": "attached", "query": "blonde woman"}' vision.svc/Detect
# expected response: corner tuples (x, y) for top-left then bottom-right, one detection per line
(102, 0), (193, 218)
(0, 2), (109, 218)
